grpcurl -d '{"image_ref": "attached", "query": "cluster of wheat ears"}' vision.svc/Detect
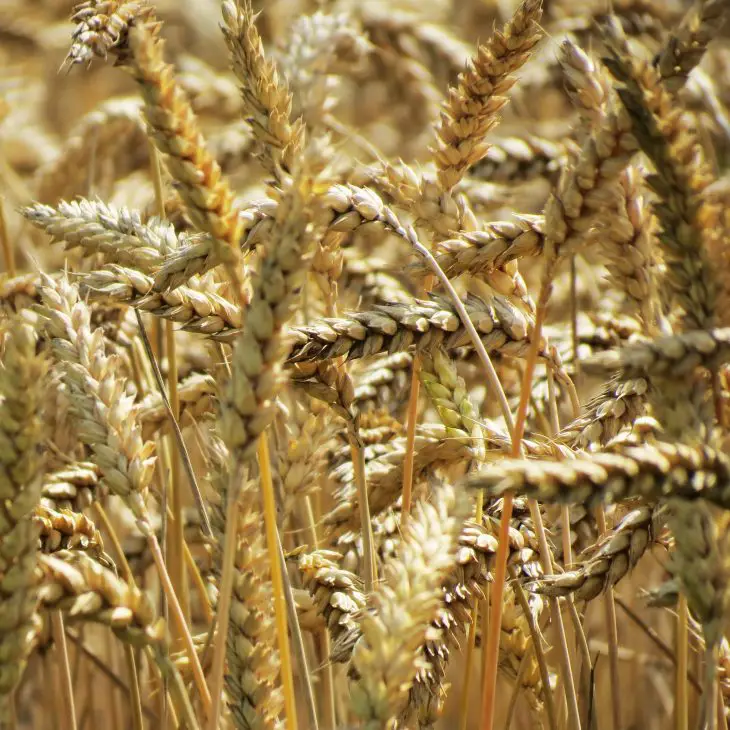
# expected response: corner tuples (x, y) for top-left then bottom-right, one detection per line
(3, 0), (730, 728)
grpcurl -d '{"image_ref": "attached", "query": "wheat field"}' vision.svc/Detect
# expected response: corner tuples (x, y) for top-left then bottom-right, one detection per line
(1, 0), (730, 728)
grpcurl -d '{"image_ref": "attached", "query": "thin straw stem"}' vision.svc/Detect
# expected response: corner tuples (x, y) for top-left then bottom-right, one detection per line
(458, 490), (485, 730)
(596, 506), (623, 730)
(678, 595), (690, 730)
(529, 498), (581, 730)
(503, 643), (535, 730)
(206, 487), (239, 730)
(134, 310), (212, 538)
(277, 532), (319, 730)
(144, 527), (212, 715)
(350, 436), (375, 593)
(401, 274), (434, 528)
(258, 433), (298, 730)
(52, 611), (78, 730)
(166, 320), (189, 627)
(401, 364), (422, 529)
(0, 198), (14, 277)
(511, 574), (559, 730)
(481, 493), (514, 729)
(123, 645), (144, 730)
(480, 281), (548, 730)
(705, 646), (718, 730)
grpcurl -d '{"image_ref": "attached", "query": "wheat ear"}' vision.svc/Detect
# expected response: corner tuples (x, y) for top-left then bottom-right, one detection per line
(349, 482), (471, 727)
(433, 0), (543, 191)
(603, 17), (718, 330)
(0, 322), (48, 718)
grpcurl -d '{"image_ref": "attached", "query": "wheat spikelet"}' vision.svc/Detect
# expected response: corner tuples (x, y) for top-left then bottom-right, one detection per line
(0, 274), (39, 319)
(656, 0), (729, 92)
(598, 166), (660, 328)
(40, 462), (102, 513)
(115, 20), (247, 297)
(410, 215), (545, 280)
(465, 440), (730, 510)
(667, 500), (730, 723)
(152, 199), (275, 293)
(340, 254), (415, 310)
(33, 505), (105, 559)
(542, 96), (639, 268)
(418, 346), (482, 449)
(470, 135), (568, 185)
(275, 401), (330, 522)
(220, 172), (319, 463)
(349, 482), (470, 727)
(298, 550), (366, 651)
(359, 6), (469, 87)
(38, 550), (165, 647)
(0, 323), (48, 708)
(583, 328), (730, 378)
(22, 199), (180, 272)
(206, 437), (283, 730)
(406, 500), (547, 725)
(221, 0), (305, 179)
(351, 353), (413, 415)
(530, 505), (664, 600)
(213, 166), (320, 730)
(324, 423), (471, 535)
(277, 10), (367, 129)
(137, 371), (217, 440)
(433, 0), (543, 191)
(83, 264), (243, 339)
(64, 0), (154, 68)
(287, 292), (546, 366)
(603, 18), (719, 330)
(558, 38), (610, 123)
(36, 276), (155, 520)
(559, 376), (649, 448)
(289, 361), (359, 426)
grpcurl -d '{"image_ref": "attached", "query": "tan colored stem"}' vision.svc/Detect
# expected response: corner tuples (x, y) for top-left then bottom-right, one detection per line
(678, 595), (689, 730)
(0, 198), (14, 277)
(145, 528), (212, 715)
(259, 434), (298, 730)
(206, 491), (239, 730)
(52, 611), (78, 730)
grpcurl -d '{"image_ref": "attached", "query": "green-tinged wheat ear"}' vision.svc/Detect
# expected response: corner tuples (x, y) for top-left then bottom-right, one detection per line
(0, 322), (49, 712)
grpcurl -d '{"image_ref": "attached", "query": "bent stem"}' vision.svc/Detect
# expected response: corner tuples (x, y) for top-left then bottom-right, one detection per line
(144, 525), (212, 715)
(511, 573), (558, 730)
